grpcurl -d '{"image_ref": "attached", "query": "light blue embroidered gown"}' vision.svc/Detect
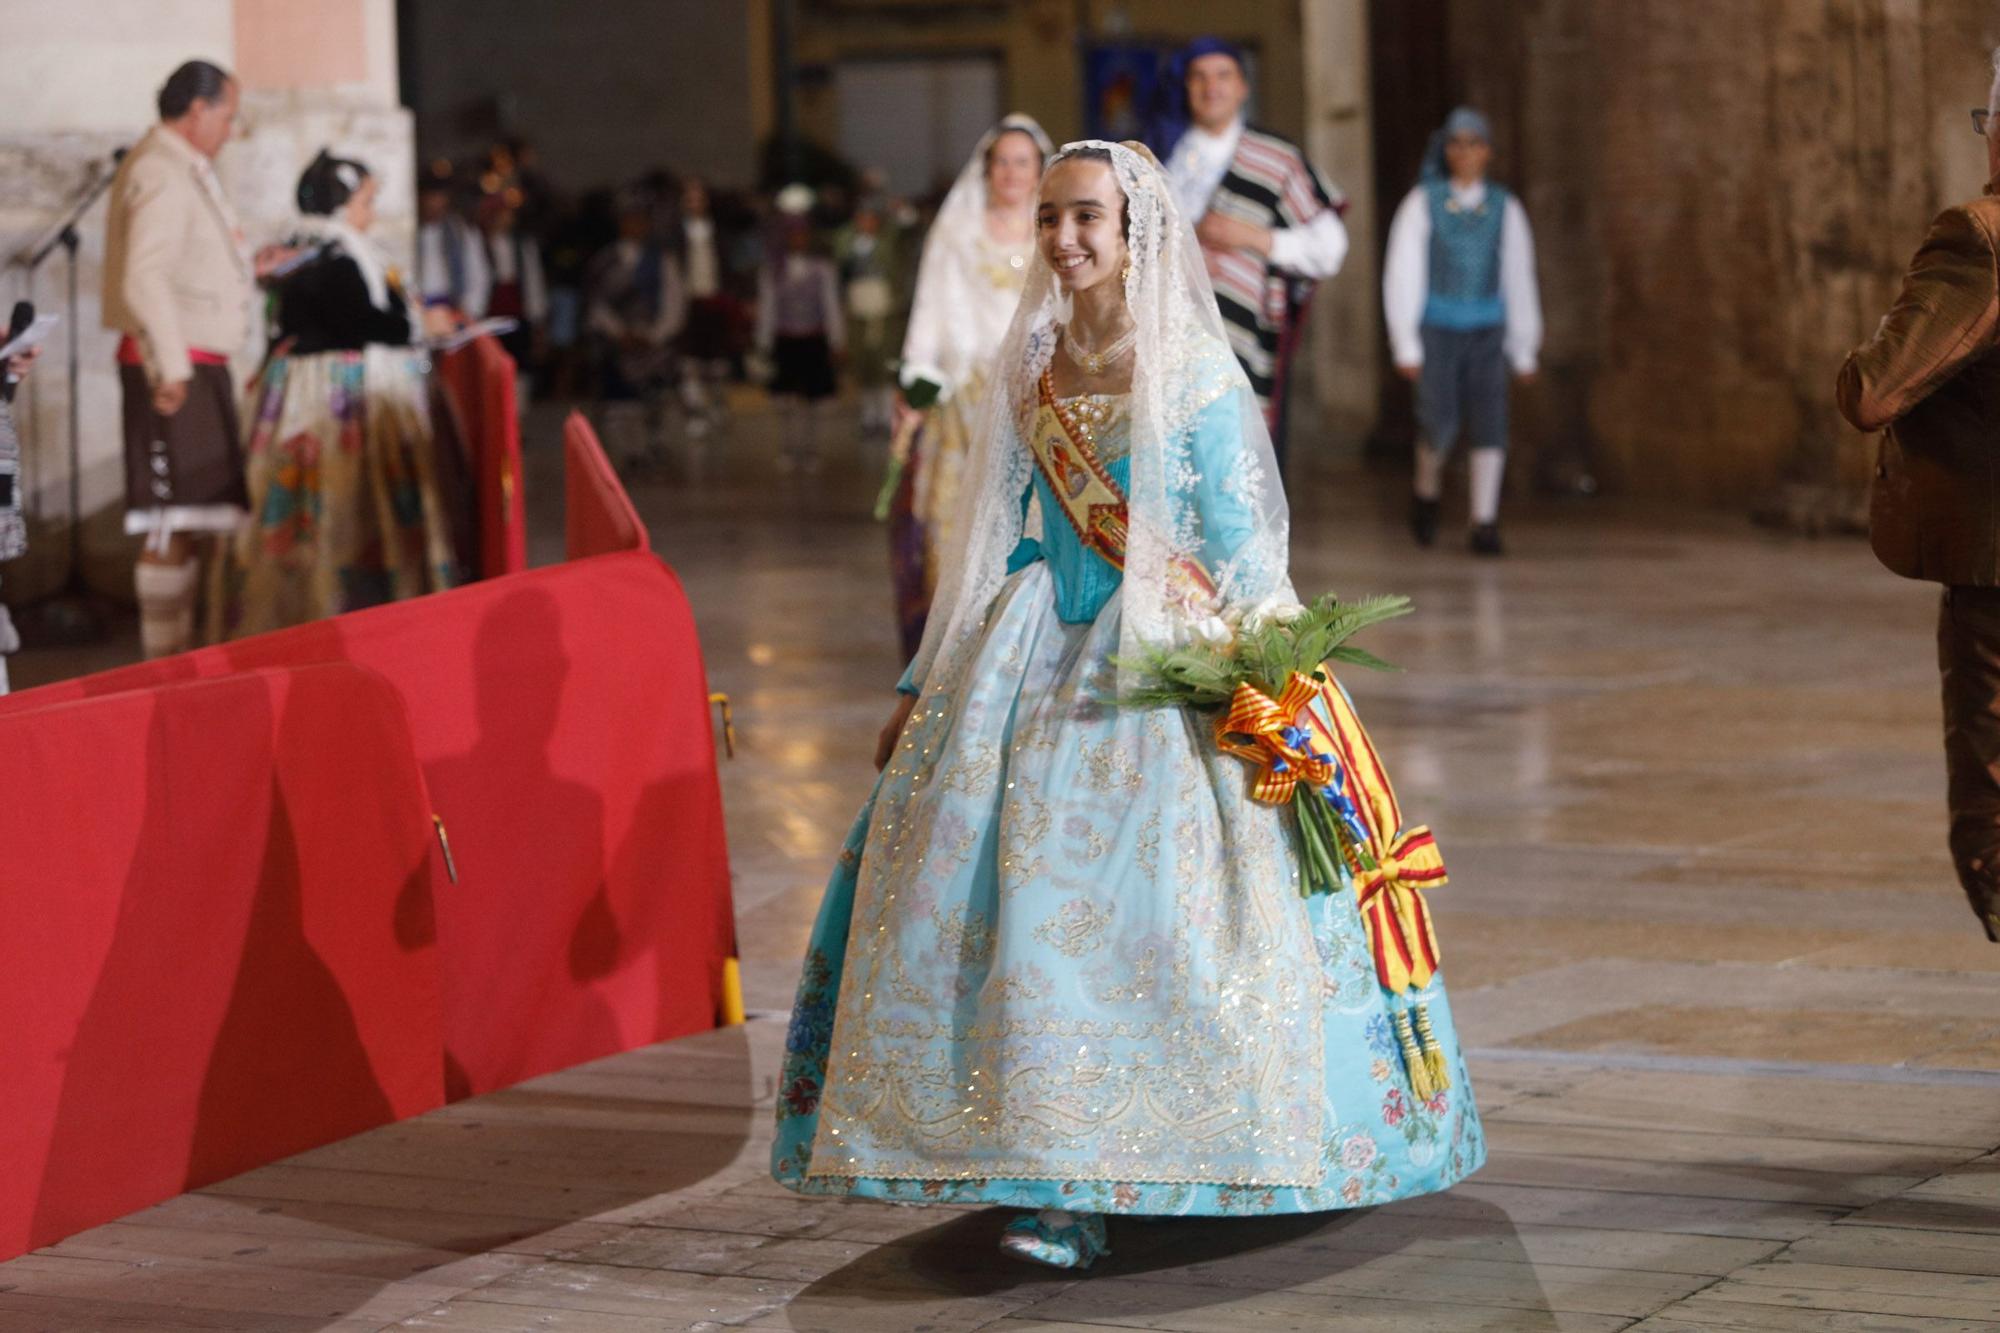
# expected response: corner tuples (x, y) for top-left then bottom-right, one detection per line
(773, 383), (1484, 1216)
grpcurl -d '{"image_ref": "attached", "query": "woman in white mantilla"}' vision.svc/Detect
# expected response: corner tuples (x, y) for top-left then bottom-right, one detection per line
(776, 140), (1483, 1269)
(887, 115), (1052, 661)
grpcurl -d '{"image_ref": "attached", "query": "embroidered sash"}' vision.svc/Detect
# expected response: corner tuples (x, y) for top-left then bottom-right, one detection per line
(1030, 370), (1130, 566)
(1027, 370), (1217, 604)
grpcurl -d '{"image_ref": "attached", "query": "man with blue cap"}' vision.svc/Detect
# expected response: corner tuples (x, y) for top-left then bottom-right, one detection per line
(1158, 36), (1348, 469)
(1383, 107), (1543, 556)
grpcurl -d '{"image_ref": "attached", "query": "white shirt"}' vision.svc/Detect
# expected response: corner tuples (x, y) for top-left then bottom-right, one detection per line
(487, 231), (519, 283)
(682, 217), (720, 299)
(1167, 119), (1241, 223)
(754, 254), (845, 353)
(483, 229), (548, 322)
(1165, 116), (1349, 281)
(417, 216), (491, 318)
(1382, 180), (1542, 374)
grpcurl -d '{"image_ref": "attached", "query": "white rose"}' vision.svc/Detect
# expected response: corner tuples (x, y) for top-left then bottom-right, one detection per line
(1188, 615), (1236, 648)
(1240, 596), (1309, 634)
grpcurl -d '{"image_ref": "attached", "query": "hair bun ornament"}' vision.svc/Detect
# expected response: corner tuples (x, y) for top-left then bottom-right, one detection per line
(296, 147), (362, 217)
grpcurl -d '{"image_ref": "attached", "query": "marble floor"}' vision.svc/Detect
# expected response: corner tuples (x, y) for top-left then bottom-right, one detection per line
(5, 398), (2000, 1331)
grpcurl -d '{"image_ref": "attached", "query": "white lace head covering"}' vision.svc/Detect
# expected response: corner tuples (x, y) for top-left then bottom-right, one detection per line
(908, 138), (1294, 695)
(930, 114), (1052, 243)
(898, 114), (1054, 396)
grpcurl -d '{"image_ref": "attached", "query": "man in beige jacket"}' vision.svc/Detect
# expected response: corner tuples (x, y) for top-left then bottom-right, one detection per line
(102, 59), (253, 658)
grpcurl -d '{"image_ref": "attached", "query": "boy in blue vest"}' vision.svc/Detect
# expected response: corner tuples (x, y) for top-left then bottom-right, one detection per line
(1383, 107), (1542, 556)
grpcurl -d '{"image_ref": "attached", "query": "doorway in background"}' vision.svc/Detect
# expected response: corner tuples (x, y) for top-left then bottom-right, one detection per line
(834, 56), (1001, 199)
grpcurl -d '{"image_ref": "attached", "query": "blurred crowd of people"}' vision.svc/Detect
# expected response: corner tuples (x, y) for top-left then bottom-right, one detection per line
(413, 137), (937, 476)
(59, 56), (959, 674)
(9, 40), (1543, 685)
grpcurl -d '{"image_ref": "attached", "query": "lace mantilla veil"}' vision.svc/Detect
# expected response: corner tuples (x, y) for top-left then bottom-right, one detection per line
(898, 114), (1055, 397)
(906, 138), (1295, 696)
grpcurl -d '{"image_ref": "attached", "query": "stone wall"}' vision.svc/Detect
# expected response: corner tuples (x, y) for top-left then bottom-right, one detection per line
(1300, 0), (1379, 443)
(1440, 0), (2000, 510)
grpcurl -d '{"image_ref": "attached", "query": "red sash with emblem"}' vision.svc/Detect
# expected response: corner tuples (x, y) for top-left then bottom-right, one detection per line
(1027, 370), (1216, 605)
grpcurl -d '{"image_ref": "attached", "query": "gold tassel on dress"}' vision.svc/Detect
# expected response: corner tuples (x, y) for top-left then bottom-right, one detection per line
(1415, 1003), (1452, 1095)
(1394, 1008), (1437, 1101)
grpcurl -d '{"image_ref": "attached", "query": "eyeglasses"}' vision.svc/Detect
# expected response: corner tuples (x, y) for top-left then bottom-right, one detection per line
(1975, 108), (1995, 135)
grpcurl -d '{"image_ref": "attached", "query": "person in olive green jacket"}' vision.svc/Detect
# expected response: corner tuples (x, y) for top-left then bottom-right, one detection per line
(1837, 47), (2000, 943)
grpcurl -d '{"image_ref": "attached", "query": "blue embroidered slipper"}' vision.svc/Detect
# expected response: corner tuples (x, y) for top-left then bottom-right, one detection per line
(999, 1209), (1109, 1269)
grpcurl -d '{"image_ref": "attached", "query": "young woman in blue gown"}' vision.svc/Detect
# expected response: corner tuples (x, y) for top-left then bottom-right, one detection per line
(774, 139), (1484, 1269)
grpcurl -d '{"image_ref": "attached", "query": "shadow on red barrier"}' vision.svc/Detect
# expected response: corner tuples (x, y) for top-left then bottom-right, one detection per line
(426, 588), (622, 1100)
(4, 667), (443, 1258)
(1, 417), (734, 1265)
(2, 553), (735, 1101)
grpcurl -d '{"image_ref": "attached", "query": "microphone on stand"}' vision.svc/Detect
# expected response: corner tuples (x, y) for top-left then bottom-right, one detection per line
(76, 146), (127, 187)
(10, 146), (129, 268)
(13, 142), (126, 643)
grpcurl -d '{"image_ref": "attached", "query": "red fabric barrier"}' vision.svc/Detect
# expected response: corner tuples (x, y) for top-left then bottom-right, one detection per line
(1, 552), (734, 1099)
(438, 336), (528, 578)
(0, 666), (443, 1259)
(564, 411), (649, 559)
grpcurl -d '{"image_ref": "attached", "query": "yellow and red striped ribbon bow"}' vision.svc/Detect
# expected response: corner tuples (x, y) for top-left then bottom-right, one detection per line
(1312, 677), (1451, 993)
(1353, 828), (1448, 992)
(1213, 674), (1338, 805)
(1214, 670), (1453, 994)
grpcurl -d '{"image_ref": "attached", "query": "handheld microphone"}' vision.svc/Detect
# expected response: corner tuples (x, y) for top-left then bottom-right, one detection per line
(1, 301), (31, 404)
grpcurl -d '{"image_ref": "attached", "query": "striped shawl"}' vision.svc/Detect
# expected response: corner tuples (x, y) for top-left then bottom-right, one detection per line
(1200, 125), (1345, 420)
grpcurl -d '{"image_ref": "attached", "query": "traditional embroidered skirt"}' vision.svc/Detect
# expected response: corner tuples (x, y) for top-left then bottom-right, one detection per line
(216, 347), (469, 638)
(774, 562), (1485, 1214)
(890, 369), (990, 660)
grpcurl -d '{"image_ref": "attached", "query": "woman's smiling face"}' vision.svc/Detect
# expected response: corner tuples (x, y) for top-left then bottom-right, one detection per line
(1036, 157), (1128, 295)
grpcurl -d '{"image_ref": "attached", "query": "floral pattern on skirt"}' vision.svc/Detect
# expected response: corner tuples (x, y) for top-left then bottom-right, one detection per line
(218, 348), (464, 638)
